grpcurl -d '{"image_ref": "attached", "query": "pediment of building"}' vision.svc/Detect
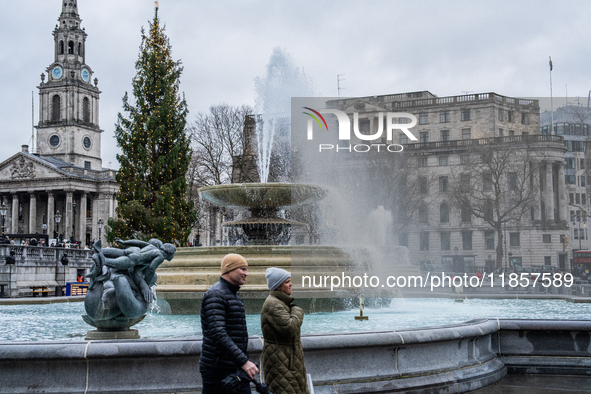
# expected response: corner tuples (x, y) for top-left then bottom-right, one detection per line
(341, 99), (390, 114)
(0, 153), (68, 182)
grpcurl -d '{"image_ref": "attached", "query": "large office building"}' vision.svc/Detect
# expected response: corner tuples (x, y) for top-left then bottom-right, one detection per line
(0, 1), (118, 247)
(541, 105), (591, 254)
(326, 92), (570, 272)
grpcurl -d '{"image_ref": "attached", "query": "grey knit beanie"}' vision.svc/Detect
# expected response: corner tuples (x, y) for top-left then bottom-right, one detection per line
(266, 267), (291, 291)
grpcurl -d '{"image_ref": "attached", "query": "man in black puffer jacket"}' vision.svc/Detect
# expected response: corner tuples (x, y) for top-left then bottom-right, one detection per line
(200, 253), (259, 393)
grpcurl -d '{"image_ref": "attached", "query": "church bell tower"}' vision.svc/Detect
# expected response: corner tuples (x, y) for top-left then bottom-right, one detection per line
(36, 0), (103, 170)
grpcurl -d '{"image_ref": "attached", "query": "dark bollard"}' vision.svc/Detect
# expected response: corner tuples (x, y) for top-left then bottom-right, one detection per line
(55, 286), (63, 297)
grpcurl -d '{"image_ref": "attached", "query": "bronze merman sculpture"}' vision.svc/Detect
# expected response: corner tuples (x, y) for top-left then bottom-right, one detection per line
(82, 238), (176, 338)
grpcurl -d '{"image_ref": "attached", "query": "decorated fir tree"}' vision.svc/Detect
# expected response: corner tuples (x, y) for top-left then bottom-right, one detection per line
(108, 7), (195, 245)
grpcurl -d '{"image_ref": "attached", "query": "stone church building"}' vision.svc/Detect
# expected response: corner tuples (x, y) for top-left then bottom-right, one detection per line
(0, 1), (118, 247)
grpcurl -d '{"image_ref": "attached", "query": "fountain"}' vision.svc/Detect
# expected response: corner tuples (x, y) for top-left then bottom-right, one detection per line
(198, 182), (326, 245)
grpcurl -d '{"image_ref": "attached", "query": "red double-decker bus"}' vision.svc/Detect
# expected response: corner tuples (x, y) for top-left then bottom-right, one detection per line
(573, 250), (591, 279)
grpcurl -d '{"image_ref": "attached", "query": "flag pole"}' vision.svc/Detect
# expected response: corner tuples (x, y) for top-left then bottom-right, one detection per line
(549, 56), (554, 134)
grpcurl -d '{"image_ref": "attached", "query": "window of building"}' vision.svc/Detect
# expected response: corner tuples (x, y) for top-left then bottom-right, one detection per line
(461, 128), (471, 140)
(543, 234), (551, 243)
(49, 134), (60, 148)
(440, 111), (450, 123)
(439, 176), (448, 192)
(461, 109), (471, 121)
(498, 109), (504, 121)
(400, 134), (409, 145)
(484, 200), (494, 221)
(460, 174), (470, 192)
(571, 210), (576, 222)
(84, 161), (91, 170)
(570, 193), (575, 205)
(419, 176), (428, 193)
(544, 256), (552, 265)
(509, 232), (520, 247)
(440, 130), (450, 142)
(508, 111), (514, 122)
(399, 233), (408, 247)
(440, 231), (451, 250)
(419, 113), (429, 125)
(566, 175), (576, 185)
(83, 97), (90, 122)
(418, 157), (428, 167)
(83, 136), (91, 150)
(440, 203), (449, 223)
(499, 128), (504, 137)
(420, 132), (429, 144)
(583, 194), (587, 205)
(398, 117), (408, 124)
(439, 156), (448, 166)
(485, 230), (495, 250)
(460, 154), (470, 164)
(51, 95), (61, 121)
(581, 176), (586, 187)
(577, 193), (581, 205)
(581, 159), (585, 169)
(419, 204), (429, 224)
(483, 173), (492, 191)
(521, 112), (529, 125)
(508, 172), (518, 191)
(461, 203), (471, 222)
(509, 130), (515, 136)
(59, 40), (64, 54)
(68, 40), (75, 54)
(462, 230), (473, 250)
(574, 229), (579, 240)
(359, 119), (370, 132)
(420, 232), (430, 251)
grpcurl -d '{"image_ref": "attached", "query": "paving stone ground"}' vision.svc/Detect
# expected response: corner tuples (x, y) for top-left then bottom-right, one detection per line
(471, 374), (591, 393)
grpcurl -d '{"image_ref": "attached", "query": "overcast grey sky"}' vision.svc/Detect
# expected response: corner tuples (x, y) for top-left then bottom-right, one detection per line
(1, 0), (590, 168)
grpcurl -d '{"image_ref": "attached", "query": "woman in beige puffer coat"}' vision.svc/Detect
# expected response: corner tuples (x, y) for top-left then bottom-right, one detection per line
(261, 267), (309, 394)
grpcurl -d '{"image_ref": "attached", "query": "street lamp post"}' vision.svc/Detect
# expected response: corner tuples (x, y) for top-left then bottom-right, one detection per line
(0, 203), (7, 237)
(98, 219), (103, 243)
(54, 211), (63, 297)
(54, 211), (62, 244)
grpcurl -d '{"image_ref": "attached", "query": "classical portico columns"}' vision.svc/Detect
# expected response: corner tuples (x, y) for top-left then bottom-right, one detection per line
(29, 193), (37, 233)
(65, 191), (73, 240)
(11, 194), (18, 234)
(47, 192), (55, 238)
(78, 193), (87, 246)
(543, 161), (555, 222)
(556, 162), (567, 223)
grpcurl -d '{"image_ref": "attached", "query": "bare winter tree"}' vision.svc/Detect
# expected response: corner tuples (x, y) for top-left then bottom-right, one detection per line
(449, 139), (544, 269)
(188, 104), (254, 245)
(189, 104), (254, 187)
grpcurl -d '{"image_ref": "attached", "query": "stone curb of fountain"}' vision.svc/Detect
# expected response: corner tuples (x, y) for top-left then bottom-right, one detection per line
(2, 319), (591, 393)
(0, 295), (85, 305)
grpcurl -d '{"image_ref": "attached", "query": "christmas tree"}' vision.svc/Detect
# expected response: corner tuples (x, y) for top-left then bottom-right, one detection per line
(108, 7), (195, 245)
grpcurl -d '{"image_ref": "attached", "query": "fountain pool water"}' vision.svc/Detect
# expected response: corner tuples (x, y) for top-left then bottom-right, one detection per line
(2, 298), (590, 342)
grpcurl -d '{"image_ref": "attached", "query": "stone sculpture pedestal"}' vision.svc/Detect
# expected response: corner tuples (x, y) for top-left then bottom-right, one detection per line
(85, 329), (140, 340)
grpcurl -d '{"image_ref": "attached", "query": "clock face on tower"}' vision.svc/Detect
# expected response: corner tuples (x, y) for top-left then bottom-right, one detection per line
(51, 65), (63, 80)
(81, 68), (90, 82)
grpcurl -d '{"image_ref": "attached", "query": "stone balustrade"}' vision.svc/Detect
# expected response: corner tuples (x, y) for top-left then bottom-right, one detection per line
(0, 245), (93, 297)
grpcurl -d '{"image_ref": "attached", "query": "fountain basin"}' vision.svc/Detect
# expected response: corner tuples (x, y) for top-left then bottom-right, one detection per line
(198, 182), (326, 210)
(198, 183), (327, 244)
(2, 318), (590, 393)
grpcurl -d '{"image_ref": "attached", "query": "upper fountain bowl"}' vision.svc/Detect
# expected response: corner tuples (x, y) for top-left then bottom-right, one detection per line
(198, 183), (327, 210)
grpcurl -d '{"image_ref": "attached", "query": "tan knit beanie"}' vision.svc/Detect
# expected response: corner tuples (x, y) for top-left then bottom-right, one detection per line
(221, 253), (248, 275)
